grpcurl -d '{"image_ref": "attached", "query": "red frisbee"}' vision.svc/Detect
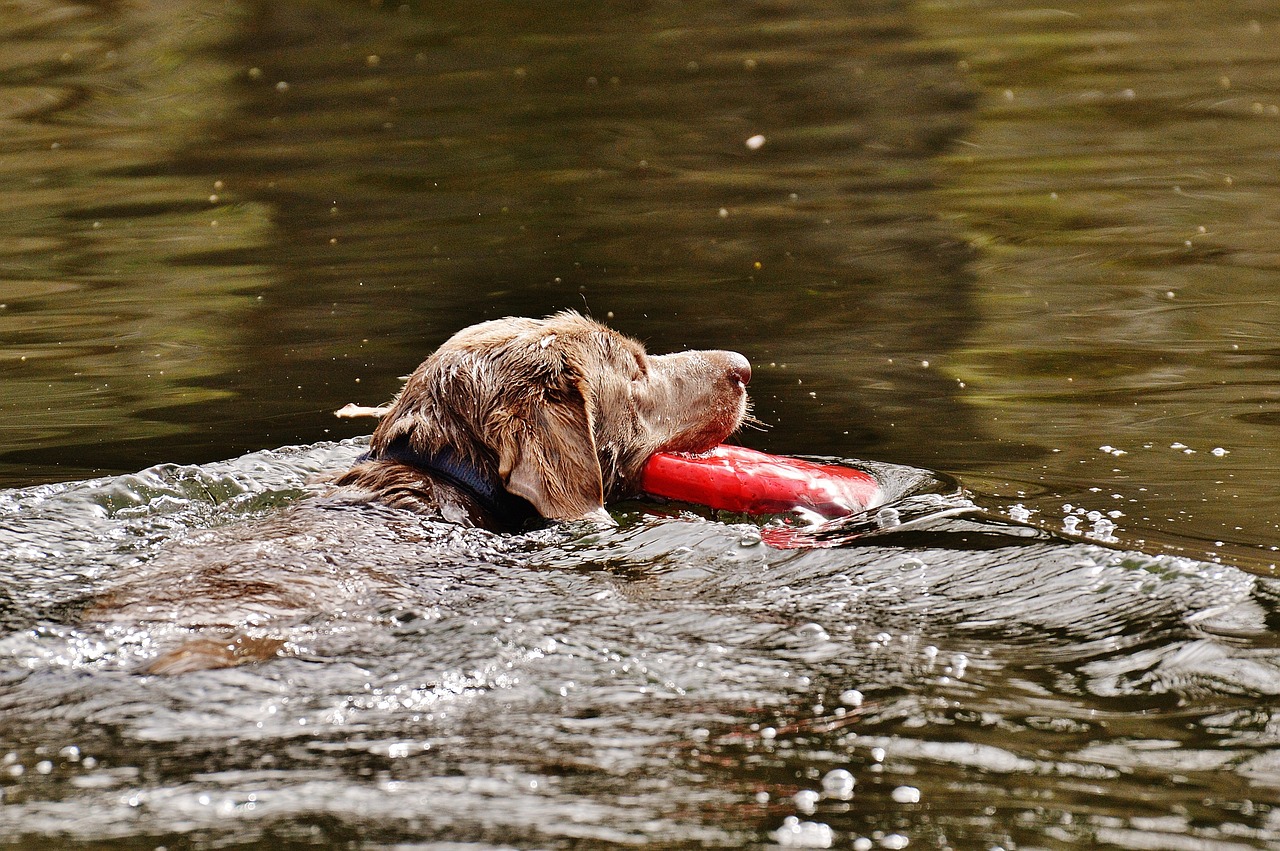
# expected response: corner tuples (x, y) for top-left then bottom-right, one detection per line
(641, 445), (883, 518)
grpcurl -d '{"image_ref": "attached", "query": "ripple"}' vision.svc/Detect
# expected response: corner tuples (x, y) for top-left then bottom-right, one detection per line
(0, 450), (1276, 848)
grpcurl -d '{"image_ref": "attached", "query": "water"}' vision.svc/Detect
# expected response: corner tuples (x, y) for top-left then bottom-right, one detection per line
(3, 0), (1276, 569)
(4, 0), (1280, 846)
(1, 442), (1278, 848)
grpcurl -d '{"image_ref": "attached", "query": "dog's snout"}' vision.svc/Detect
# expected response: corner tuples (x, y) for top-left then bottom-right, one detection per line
(724, 352), (751, 388)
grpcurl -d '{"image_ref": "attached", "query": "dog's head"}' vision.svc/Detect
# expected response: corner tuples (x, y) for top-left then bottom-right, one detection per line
(366, 311), (751, 524)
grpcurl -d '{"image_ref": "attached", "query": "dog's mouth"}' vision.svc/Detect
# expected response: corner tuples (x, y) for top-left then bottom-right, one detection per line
(653, 394), (752, 458)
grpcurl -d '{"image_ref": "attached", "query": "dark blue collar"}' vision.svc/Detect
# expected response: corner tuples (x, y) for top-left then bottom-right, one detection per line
(359, 436), (526, 521)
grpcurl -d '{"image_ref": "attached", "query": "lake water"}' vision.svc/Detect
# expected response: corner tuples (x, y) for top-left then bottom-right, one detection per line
(4, 0), (1280, 848)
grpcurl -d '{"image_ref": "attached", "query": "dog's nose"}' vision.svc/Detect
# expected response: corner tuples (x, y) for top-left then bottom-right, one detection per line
(725, 352), (751, 387)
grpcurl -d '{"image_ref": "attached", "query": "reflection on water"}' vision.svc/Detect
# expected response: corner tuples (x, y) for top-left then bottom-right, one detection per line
(923, 0), (1280, 572)
(0, 1), (265, 473)
(1, 442), (1279, 847)
(5, 0), (1280, 846)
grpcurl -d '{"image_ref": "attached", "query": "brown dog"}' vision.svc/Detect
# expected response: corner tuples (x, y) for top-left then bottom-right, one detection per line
(96, 312), (751, 673)
(334, 311), (752, 530)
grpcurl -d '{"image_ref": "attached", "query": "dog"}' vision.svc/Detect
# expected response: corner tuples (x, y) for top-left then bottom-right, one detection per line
(91, 312), (753, 673)
(333, 311), (752, 530)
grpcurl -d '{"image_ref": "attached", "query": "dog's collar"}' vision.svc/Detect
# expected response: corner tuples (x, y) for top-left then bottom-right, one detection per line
(358, 436), (526, 521)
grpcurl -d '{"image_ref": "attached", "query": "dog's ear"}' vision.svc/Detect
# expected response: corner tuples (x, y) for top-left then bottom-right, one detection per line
(494, 381), (613, 525)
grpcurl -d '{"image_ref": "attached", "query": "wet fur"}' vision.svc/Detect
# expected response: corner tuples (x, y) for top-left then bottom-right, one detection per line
(333, 311), (751, 529)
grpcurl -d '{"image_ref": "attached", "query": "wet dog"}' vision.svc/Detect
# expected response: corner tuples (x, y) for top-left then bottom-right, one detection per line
(334, 311), (752, 529)
(92, 312), (752, 673)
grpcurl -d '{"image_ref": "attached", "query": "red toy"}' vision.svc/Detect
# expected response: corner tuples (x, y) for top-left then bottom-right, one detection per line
(641, 445), (883, 518)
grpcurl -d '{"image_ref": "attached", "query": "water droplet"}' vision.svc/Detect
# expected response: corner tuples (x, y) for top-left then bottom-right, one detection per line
(891, 785), (921, 804)
(875, 507), (900, 528)
(821, 768), (855, 799)
(793, 788), (820, 813)
(771, 815), (834, 848)
(797, 622), (829, 642)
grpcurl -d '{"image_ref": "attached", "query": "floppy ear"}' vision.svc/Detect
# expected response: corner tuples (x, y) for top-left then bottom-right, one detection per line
(494, 382), (613, 525)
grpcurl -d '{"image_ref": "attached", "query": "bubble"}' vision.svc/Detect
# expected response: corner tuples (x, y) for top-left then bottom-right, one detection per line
(821, 768), (855, 799)
(891, 785), (921, 803)
(771, 816), (834, 848)
(875, 507), (900, 528)
(746, 134), (767, 150)
(839, 689), (864, 707)
(797, 622), (829, 642)
(793, 788), (820, 814)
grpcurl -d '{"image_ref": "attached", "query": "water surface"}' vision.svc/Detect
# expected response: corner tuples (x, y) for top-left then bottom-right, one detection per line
(3, 442), (1279, 849)
(4, 0), (1280, 847)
